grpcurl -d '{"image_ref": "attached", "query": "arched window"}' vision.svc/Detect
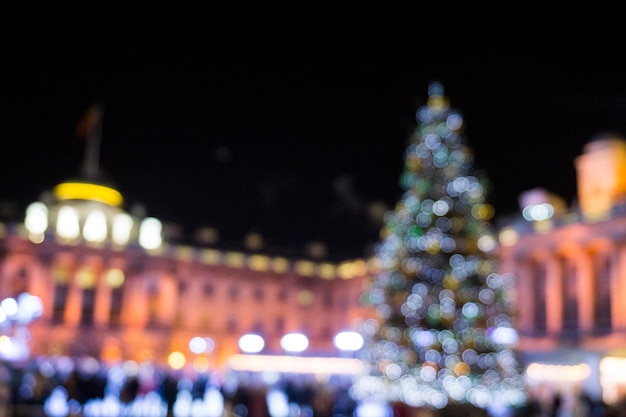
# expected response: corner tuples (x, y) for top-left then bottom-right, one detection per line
(147, 280), (160, 327)
(52, 265), (71, 325)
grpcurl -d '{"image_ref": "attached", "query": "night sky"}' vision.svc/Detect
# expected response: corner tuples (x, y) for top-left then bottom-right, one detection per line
(3, 12), (626, 259)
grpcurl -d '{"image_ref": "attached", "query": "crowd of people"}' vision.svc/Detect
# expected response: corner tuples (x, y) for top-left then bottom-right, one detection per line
(3, 355), (626, 417)
(0, 355), (358, 417)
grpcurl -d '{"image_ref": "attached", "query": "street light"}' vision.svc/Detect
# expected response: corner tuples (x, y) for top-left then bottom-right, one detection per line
(238, 333), (264, 354)
(333, 330), (364, 353)
(280, 332), (308, 354)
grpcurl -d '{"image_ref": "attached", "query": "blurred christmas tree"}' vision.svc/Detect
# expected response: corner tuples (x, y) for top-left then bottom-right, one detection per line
(352, 82), (527, 411)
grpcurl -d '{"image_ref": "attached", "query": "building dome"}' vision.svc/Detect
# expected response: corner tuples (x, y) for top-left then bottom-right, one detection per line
(584, 131), (626, 153)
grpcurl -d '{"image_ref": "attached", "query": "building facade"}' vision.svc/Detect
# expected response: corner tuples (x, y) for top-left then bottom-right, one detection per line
(497, 132), (626, 406)
(11, 126), (626, 409)
(0, 170), (374, 380)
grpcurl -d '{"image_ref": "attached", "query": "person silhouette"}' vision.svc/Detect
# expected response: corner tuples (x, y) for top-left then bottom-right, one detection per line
(550, 392), (562, 417)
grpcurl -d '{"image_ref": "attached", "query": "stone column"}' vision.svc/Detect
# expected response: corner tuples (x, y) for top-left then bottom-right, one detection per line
(158, 272), (178, 327)
(545, 254), (562, 335)
(122, 271), (148, 327)
(615, 245), (626, 329)
(513, 257), (534, 335)
(64, 265), (82, 326)
(576, 246), (594, 333)
(93, 266), (112, 327)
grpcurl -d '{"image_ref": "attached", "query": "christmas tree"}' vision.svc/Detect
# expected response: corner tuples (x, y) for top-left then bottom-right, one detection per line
(352, 82), (527, 411)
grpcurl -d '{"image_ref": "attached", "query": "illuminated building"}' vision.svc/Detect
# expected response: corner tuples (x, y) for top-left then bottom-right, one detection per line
(0, 120), (374, 379)
(497, 132), (626, 405)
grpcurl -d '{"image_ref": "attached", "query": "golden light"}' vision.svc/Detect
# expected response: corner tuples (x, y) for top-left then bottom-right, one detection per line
(271, 257), (289, 274)
(53, 266), (71, 284)
(167, 351), (186, 370)
(105, 268), (125, 288)
(175, 246), (194, 261)
(498, 227), (519, 247)
(200, 249), (221, 265)
(101, 338), (122, 364)
(317, 263), (336, 280)
(295, 261), (315, 277)
(193, 357), (210, 373)
(471, 204), (495, 220)
(249, 255), (270, 271)
(338, 260), (367, 279)
(454, 362), (471, 376)
(76, 267), (97, 289)
(296, 290), (314, 306)
(225, 252), (245, 268)
(54, 182), (123, 206)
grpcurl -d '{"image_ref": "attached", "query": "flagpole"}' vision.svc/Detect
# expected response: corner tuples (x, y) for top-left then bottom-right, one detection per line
(81, 102), (104, 181)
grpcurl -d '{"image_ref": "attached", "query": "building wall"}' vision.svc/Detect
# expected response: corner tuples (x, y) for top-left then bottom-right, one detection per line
(0, 225), (374, 374)
(497, 134), (626, 405)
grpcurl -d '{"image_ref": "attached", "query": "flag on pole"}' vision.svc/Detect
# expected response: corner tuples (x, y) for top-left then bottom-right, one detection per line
(75, 103), (103, 141)
(76, 102), (104, 180)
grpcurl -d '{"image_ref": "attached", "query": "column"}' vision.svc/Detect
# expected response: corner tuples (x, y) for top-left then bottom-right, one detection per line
(560, 253), (581, 334)
(615, 245), (626, 329)
(32, 256), (54, 323)
(64, 267), (82, 326)
(513, 258), (534, 335)
(122, 271), (148, 327)
(545, 255), (562, 335)
(159, 273), (178, 327)
(576, 247), (594, 333)
(93, 266), (112, 327)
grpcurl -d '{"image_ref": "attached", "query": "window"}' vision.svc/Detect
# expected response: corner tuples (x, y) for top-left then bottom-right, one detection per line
(227, 317), (238, 332)
(561, 257), (579, 337)
(11, 267), (29, 296)
(323, 292), (333, 308)
(80, 289), (96, 326)
(253, 286), (264, 301)
(147, 281), (160, 327)
(594, 253), (612, 333)
(339, 296), (349, 311)
(322, 325), (332, 339)
(109, 287), (124, 327)
(275, 317), (284, 334)
(252, 322), (264, 335)
(229, 285), (239, 300)
(52, 285), (69, 325)
(203, 283), (214, 296)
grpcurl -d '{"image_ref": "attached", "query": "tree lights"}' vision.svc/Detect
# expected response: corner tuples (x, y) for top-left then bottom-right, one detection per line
(352, 83), (526, 410)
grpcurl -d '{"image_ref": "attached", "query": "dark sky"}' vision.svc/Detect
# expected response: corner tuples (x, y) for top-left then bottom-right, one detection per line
(3, 11), (626, 259)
